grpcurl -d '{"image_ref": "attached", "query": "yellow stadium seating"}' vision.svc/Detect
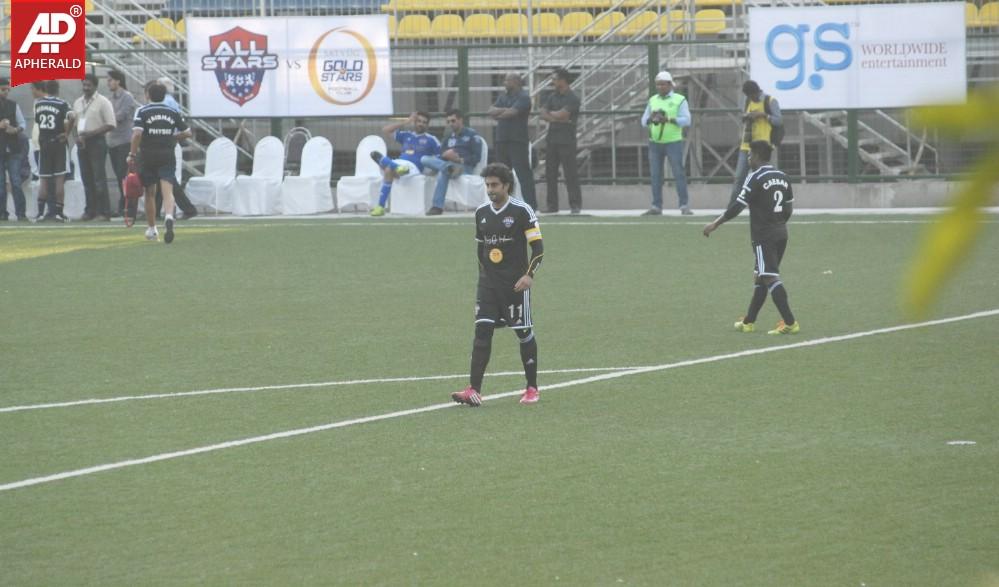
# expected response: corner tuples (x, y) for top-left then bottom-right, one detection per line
(965, 2), (978, 24)
(538, 0), (609, 9)
(464, 13), (497, 37)
(695, 0), (741, 6)
(430, 14), (464, 38)
(388, 14), (397, 36)
(660, 10), (688, 36)
(977, 1), (999, 26)
(495, 13), (528, 36)
(588, 10), (625, 36)
(616, 10), (659, 36)
(176, 18), (185, 38)
(560, 11), (594, 36)
(396, 14), (431, 38)
(85, 0), (94, 11)
(532, 12), (562, 37)
(693, 9), (725, 35)
(133, 18), (182, 43)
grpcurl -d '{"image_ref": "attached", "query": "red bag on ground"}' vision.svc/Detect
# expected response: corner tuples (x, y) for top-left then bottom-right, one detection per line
(122, 160), (142, 227)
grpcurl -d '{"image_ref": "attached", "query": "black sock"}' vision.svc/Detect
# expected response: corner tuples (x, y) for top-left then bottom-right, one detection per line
(469, 324), (494, 391)
(518, 330), (538, 388)
(745, 284), (768, 323)
(769, 281), (795, 325)
(55, 202), (64, 216)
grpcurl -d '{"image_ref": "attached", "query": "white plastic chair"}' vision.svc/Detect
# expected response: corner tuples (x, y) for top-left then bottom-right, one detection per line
(63, 145), (85, 219)
(281, 136), (333, 215)
(335, 135), (386, 212)
(230, 136), (284, 216)
(186, 137), (237, 213)
(445, 136), (489, 210)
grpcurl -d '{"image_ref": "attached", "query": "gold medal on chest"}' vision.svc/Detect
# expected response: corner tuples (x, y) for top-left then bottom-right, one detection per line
(489, 248), (503, 263)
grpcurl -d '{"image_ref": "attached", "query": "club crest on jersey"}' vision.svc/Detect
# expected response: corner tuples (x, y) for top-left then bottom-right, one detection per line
(201, 27), (278, 106)
(502, 216), (515, 228)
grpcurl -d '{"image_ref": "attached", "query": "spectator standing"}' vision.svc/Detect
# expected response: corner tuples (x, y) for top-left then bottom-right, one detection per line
(728, 80), (782, 206)
(540, 68), (581, 214)
(642, 71), (692, 215)
(73, 73), (116, 221)
(106, 69), (138, 217)
(0, 77), (28, 221)
(488, 73), (536, 209)
(421, 109), (482, 216)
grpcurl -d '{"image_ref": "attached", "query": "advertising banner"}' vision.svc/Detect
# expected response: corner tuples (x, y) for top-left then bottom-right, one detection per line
(749, 3), (966, 109)
(187, 15), (393, 117)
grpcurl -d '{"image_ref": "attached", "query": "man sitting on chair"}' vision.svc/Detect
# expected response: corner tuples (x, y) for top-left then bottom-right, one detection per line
(369, 111), (440, 217)
(420, 108), (482, 216)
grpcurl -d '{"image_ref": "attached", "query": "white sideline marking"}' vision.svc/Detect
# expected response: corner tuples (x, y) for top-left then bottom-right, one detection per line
(2, 308), (996, 493)
(0, 367), (631, 414)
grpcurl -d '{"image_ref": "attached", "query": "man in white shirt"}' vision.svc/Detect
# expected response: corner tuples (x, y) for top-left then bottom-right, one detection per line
(73, 73), (116, 220)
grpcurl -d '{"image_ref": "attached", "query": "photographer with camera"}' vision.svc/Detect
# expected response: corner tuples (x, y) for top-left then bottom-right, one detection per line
(728, 80), (783, 206)
(641, 71), (691, 216)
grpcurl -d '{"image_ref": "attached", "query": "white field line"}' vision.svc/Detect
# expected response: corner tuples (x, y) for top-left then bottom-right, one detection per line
(2, 308), (996, 494)
(0, 367), (632, 414)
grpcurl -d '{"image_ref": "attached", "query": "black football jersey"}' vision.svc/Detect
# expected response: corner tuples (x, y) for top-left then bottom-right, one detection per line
(133, 103), (188, 154)
(475, 198), (542, 285)
(735, 164), (794, 242)
(34, 96), (70, 143)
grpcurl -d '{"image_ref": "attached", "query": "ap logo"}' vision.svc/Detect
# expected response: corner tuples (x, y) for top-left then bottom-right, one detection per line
(765, 22), (853, 90)
(18, 11), (77, 53)
(11, 0), (86, 86)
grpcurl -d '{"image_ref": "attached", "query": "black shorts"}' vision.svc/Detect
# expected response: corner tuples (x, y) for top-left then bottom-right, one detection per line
(475, 280), (533, 330)
(38, 140), (69, 177)
(139, 150), (176, 187)
(752, 239), (787, 277)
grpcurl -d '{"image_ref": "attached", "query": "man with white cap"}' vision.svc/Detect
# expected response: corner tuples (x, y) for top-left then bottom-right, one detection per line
(641, 71), (692, 215)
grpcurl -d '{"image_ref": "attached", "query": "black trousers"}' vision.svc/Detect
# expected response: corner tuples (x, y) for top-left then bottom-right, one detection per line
(545, 140), (581, 212)
(495, 140), (536, 210)
(109, 143), (129, 215)
(79, 136), (111, 217)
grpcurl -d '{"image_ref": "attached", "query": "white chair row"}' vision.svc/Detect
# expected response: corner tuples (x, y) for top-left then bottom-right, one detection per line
(335, 134), (491, 215)
(187, 136), (334, 216)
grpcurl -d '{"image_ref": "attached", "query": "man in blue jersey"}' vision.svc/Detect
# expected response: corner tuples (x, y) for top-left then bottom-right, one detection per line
(421, 109), (482, 216)
(369, 111), (440, 217)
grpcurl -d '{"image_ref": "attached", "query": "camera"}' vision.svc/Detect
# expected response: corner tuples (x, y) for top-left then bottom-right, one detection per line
(650, 109), (668, 124)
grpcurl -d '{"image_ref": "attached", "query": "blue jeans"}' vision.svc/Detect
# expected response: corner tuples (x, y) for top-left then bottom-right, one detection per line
(421, 156), (475, 209)
(0, 151), (26, 218)
(649, 140), (688, 209)
(729, 149), (750, 206)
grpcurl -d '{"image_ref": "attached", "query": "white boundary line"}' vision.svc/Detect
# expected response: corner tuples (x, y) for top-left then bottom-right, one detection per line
(2, 308), (996, 493)
(0, 367), (632, 414)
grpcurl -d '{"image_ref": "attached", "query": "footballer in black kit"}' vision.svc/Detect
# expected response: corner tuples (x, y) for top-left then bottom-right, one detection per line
(33, 80), (75, 221)
(703, 140), (800, 335)
(452, 163), (544, 407)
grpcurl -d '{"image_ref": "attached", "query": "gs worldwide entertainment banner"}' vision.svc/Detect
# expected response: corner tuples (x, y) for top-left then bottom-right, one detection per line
(187, 16), (393, 117)
(749, 3), (966, 109)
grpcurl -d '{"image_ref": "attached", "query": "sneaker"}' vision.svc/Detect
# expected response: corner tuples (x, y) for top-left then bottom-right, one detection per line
(164, 217), (175, 244)
(145, 226), (158, 241)
(370, 150), (385, 165)
(641, 208), (663, 216)
(767, 320), (800, 335)
(370, 205), (386, 217)
(34, 213), (46, 223)
(53, 214), (68, 223)
(734, 318), (755, 333)
(519, 386), (540, 404)
(681, 206), (694, 215)
(425, 207), (443, 216)
(451, 386), (482, 407)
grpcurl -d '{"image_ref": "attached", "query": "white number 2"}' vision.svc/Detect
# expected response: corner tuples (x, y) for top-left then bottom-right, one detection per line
(773, 190), (784, 212)
(39, 114), (56, 130)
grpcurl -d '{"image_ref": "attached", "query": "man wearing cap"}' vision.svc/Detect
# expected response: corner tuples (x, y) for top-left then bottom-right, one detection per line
(0, 77), (28, 221)
(641, 71), (692, 215)
(728, 80), (782, 206)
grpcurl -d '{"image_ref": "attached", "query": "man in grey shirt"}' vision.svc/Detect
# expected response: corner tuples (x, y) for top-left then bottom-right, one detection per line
(540, 68), (581, 214)
(488, 73), (536, 210)
(106, 69), (137, 217)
